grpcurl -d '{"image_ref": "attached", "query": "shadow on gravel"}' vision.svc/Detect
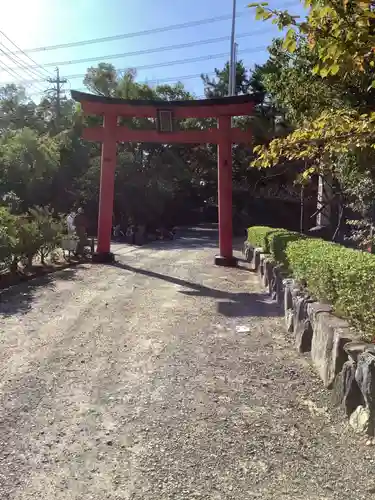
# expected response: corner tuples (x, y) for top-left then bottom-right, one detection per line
(0, 267), (83, 318)
(115, 226), (246, 253)
(143, 235), (219, 251)
(112, 261), (282, 318)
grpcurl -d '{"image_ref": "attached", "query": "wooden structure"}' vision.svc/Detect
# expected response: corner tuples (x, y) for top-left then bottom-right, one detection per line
(71, 90), (255, 265)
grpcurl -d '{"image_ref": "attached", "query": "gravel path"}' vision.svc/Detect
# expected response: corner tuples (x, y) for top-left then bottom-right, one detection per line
(0, 227), (374, 500)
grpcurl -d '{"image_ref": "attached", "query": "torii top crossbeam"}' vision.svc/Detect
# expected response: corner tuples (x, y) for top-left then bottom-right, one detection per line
(71, 90), (255, 266)
(71, 90), (255, 118)
(71, 90), (255, 145)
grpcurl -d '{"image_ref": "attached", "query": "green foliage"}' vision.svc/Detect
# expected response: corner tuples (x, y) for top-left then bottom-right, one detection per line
(247, 226), (274, 250)
(248, 1), (375, 80)
(246, 6), (375, 247)
(287, 238), (375, 339)
(83, 63), (119, 96)
(13, 216), (43, 268)
(248, 224), (375, 337)
(247, 225), (304, 270)
(247, 0), (375, 214)
(0, 59), (270, 258)
(28, 206), (64, 264)
(252, 109), (375, 170)
(201, 61), (251, 98)
(258, 39), (344, 127)
(0, 128), (60, 209)
(0, 206), (64, 271)
(266, 229), (305, 268)
(0, 207), (18, 270)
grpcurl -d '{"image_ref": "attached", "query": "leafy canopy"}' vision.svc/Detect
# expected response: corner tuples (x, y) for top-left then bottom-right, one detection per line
(248, 0), (375, 172)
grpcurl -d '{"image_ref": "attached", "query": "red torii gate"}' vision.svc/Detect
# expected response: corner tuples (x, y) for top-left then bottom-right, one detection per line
(71, 90), (254, 266)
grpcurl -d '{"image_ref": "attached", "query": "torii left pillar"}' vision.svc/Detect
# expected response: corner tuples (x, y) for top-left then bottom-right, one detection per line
(94, 113), (117, 262)
(215, 115), (236, 267)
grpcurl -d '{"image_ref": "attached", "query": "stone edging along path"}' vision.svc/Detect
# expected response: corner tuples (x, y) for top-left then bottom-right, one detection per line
(243, 241), (375, 437)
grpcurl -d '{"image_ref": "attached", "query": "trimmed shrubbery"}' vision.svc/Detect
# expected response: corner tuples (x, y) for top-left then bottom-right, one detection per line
(247, 225), (375, 338)
(247, 226), (305, 272)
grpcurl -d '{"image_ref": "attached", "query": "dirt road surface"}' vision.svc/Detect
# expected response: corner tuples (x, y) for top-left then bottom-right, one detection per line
(0, 227), (374, 500)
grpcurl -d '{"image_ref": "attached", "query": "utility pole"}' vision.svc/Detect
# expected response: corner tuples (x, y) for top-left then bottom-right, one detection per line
(231, 42), (238, 96)
(47, 67), (67, 127)
(229, 0), (237, 96)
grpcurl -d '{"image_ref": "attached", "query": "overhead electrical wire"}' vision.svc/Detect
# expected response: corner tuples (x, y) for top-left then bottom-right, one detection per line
(0, 0), (298, 91)
(0, 58), (33, 85)
(0, 30), (52, 77)
(143, 72), (216, 85)
(67, 47), (266, 81)
(0, 47), (46, 92)
(7, 46), (267, 86)
(0, 2), (301, 106)
(0, 1), (300, 83)
(27, 71), (217, 97)
(6, 30), (268, 72)
(9, 1), (300, 54)
(0, 30), (52, 94)
(11, 13), (251, 54)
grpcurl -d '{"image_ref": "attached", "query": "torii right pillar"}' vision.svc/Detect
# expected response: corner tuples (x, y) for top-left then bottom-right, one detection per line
(215, 115), (237, 267)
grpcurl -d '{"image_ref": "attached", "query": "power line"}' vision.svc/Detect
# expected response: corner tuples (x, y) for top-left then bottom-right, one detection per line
(69, 46), (266, 80)
(10, 1), (299, 55)
(28, 72), (217, 97)
(0, 58), (35, 87)
(13, 12), (250, 54)
(7, 30), (267, 72)
(0, 44), (45, 82)
(5, 46), (267, 85)
(0, 32), (49, 93)
(0, 46), (46, 92)
(0, 30), (52, 77)
(143, 72), (216, 85)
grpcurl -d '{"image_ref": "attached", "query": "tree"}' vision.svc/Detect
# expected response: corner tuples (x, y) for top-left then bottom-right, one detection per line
(249, 1), (375, 79)
(0, 128), (60, 210)
(0, 84), (42, 133)
(202, 61), (251, 98)
(83, 63), (119, 96)
(0, 52), (304, 260)
(248, 0), (375, 245)
(248, 1), (375, 166)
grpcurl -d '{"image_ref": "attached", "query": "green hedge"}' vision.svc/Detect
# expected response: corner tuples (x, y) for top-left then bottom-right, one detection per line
(287, 238), (375, 339)
(247, 226), (276, 251)
(247, 225), (375, 339)
(247, 226), (305, 271)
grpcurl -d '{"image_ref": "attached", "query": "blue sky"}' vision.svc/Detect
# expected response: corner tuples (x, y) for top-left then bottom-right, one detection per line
(0, 0), (306, 100)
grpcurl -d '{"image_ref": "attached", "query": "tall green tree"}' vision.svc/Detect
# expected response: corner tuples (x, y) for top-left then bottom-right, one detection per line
(201, 61), (251, 97)
(248, 1), (375, 244)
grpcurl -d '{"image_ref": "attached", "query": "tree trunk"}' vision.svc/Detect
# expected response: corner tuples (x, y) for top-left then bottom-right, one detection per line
(10, 256), (18, 274)
(27, 254), (33, 269)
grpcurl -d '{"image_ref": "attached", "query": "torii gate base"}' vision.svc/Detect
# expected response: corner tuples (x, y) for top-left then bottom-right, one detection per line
(71, 91), (254, 266)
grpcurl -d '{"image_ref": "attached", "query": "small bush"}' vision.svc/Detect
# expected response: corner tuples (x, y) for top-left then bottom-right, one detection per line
(13, 217), (43, 269)
(287, 239), (375, 339)
(247, 226), (275, 251)
(0, 207), (18, 271)
(29, 207), (64, 264)
(0, 206), (64, 272)
(247, 226), (305, 271)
